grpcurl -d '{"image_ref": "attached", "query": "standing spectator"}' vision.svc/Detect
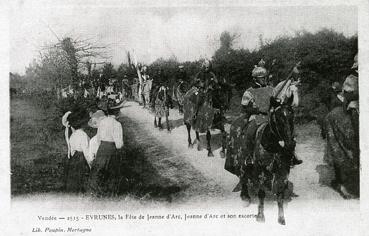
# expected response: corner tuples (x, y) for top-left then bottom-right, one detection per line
(62, 109), (91, 193)
(88, 100), (124, 196)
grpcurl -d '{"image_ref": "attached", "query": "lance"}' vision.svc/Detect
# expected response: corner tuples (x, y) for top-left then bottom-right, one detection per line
(273, 61), (301, 99)
(131, 50), (143, 85)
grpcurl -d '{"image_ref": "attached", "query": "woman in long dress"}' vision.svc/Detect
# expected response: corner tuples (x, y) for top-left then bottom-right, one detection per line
(62, 109), (91, 193)
(88, 100), (124, 196)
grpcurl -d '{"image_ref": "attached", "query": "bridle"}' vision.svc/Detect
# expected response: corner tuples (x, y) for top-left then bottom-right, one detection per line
(269, 104), (294, 146)
(269, 106), (284, 141)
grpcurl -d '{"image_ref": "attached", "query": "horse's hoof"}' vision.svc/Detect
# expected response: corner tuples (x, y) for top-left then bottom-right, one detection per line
(220, 150), (225, 159)
(197, 144), (201, 151)
(167, 129), (171, 133)
(188, 143), (193, 149)
(340, 185), (354, 199)
(241, 196), (251, 207)
(278, 216), (286, 225)
(208, 151), (214, 157)
(256, 214), (265, 223)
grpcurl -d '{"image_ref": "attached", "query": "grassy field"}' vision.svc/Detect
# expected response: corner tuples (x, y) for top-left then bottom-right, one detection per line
(10, 97), (185, 199)
(11, 97), (66, 194)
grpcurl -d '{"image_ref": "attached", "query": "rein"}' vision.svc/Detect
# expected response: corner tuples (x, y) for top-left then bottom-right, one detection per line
(269, 106), (284, 142)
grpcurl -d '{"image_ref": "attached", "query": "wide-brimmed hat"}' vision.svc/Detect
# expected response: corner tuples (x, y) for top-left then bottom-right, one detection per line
(62, 111), (72, 127)
(97, 97), (124, 111)
(67, 108), (90, 129)
(97, 97), (109, 111)
(88, 110), (106, 128)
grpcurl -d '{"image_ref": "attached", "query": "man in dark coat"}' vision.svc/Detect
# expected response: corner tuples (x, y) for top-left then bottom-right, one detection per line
(192, 60), (218, 119)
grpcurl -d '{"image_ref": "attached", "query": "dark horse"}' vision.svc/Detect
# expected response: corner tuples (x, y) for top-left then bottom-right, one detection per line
(183, 82), (232, 157)
(239, 102), (296, 225)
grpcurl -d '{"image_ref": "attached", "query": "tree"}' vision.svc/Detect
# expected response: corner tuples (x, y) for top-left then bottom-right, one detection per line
(39, 36), (108, 94)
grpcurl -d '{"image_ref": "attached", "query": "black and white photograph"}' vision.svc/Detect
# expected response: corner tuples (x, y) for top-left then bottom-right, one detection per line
(1, 0), (369, 235)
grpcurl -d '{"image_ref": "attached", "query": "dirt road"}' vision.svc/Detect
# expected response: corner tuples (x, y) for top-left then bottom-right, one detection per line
(10, 100), (360, 235)
(117, 101), (360, 232)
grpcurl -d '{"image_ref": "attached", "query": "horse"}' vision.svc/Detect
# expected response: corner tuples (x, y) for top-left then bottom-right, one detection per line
(324, 105), (359, 198)
(183, 82), (231, 157)
(150, 85), (173, 131)
(234, 101), (297, 225)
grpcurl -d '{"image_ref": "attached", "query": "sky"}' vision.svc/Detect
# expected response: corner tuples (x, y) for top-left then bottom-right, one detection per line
(9, 2), (358, 74)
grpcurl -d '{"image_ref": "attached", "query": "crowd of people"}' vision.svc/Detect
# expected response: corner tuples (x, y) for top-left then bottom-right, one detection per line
(60, 52), (359, 199)
(62, 97), (123, 196)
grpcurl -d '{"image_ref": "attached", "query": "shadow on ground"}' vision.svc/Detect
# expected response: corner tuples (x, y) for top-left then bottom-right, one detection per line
(10, 98), (183, 202)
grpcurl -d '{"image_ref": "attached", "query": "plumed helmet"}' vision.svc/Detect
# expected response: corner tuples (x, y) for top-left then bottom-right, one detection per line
(252, 66), (268, 78)
(252, 59), (267, 78)
(257, 59), (266, 67)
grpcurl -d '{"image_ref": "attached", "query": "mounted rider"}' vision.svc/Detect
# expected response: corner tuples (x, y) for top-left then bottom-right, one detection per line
(175, 65), (189, 114)
(192, 60), (219, 120)
(241, 59), (302, 169)
(139, 65), (150, 107)
(341, 53), (359, 161)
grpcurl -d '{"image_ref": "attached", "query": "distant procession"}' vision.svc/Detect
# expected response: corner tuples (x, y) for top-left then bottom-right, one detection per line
(9, 4), (360, 233)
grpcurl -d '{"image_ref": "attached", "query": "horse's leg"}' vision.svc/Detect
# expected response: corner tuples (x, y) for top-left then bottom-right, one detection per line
(334, 163), (354, 199)
(256, 187), (266, 223)
(277, 191), (286, 225)
(219, 125), (226, 159)
(240, 176), (251, 207)
(154, 116), (157, 128)
(185, 122), (193, 148)
(206, 130), (214, 157)
(194, 131), (201, 151)
(142, 94), (146, 107)
(158, 117), (163, 130)
(166, 112), (170, 132)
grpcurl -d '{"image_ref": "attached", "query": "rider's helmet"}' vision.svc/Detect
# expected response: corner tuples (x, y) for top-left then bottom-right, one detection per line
(252, 59), (268, 86)
(178, 65), (184, 72)
(201, 59), (212, 72)
(141, 65), (147, 73)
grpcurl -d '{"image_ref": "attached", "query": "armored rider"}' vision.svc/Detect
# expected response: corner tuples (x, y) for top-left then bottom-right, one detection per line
(241, 59), (302, 167)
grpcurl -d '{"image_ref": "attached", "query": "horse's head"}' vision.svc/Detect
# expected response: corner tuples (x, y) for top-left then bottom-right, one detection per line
(211, 80), (233, 110)
(270, 103), (295, 152)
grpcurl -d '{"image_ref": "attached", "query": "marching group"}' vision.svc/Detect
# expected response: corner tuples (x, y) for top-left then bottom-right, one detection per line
(61, 52), (359, 199)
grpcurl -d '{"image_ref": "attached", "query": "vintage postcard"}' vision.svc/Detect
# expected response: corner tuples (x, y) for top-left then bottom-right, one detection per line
(1, 0), (369, 235)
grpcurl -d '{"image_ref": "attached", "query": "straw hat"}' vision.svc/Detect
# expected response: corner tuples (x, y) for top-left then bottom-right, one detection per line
(62, 111), (72, 127)
(88, 110), (106, 128)
(67, 108), (90, 129)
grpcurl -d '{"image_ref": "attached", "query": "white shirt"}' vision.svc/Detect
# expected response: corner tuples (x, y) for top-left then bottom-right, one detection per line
(273, 80), (299, 107)
(69, 129), (90, 161)
(88, 135), (99, 166)
(97, 116), (124, 149)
